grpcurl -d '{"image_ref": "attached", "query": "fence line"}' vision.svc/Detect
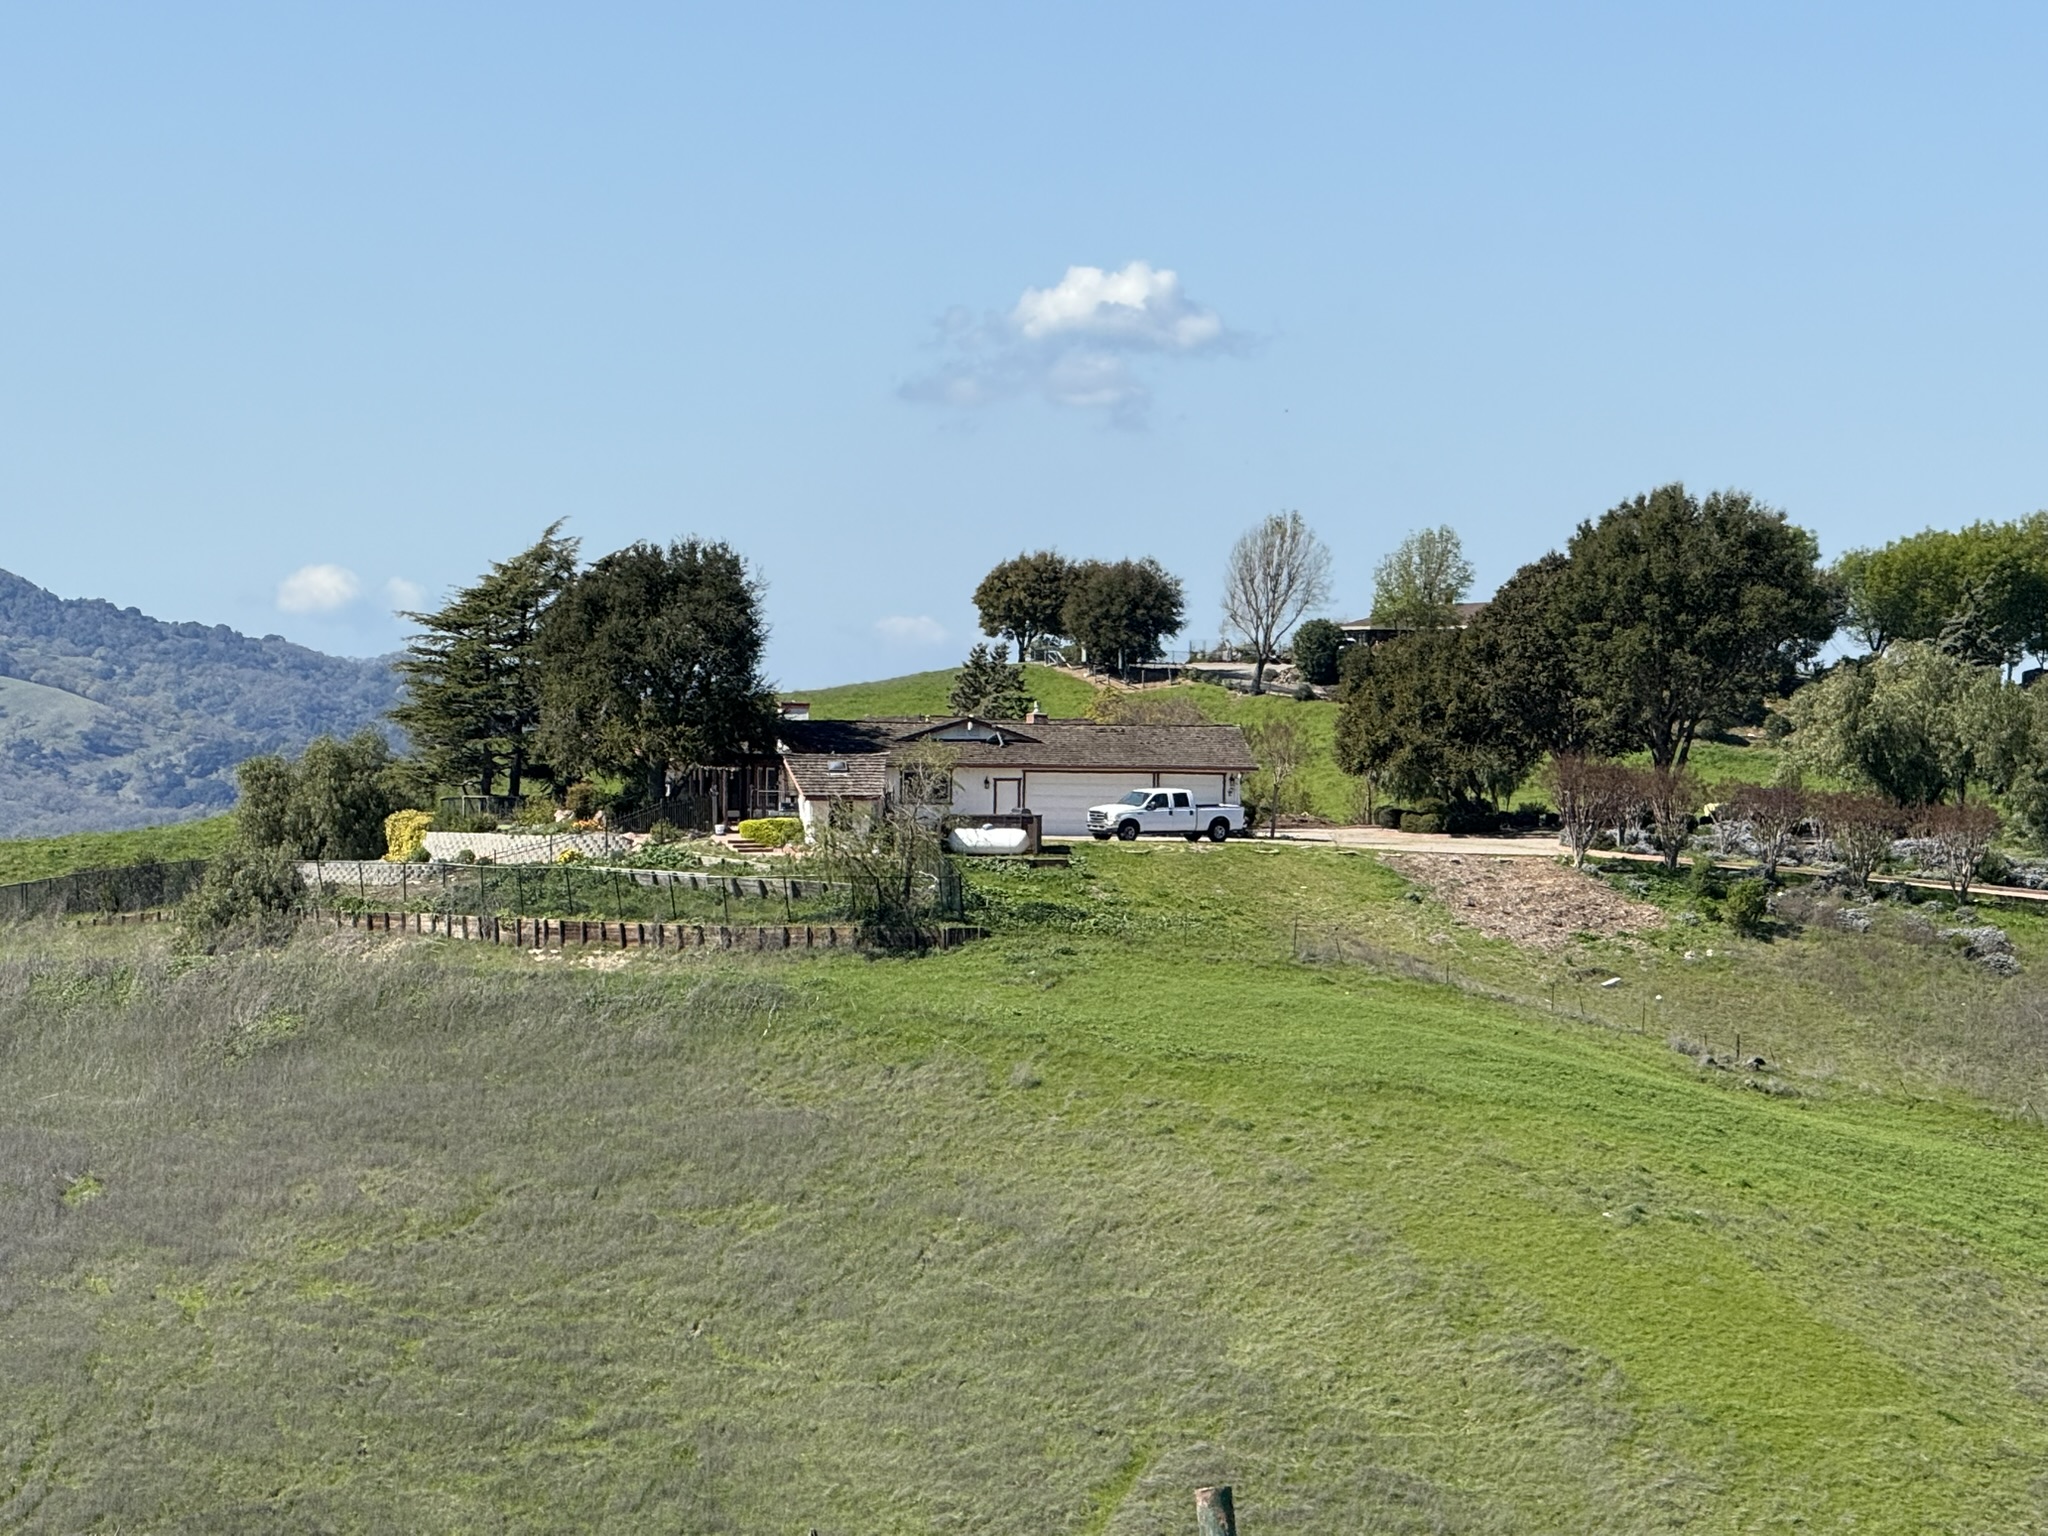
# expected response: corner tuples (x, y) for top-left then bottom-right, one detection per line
(1290, 924), (1760, 1063)
(308, 908), (984, 951)
(0, 859), (210, 922)
(303, 860), (851, 900)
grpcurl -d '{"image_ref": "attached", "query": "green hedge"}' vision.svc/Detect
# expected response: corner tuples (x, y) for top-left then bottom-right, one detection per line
(736, 817), (803, 847)
(1399, 811), (1444, 834)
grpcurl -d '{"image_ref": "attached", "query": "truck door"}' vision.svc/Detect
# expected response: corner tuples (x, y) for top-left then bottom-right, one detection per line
(1170, 790), (1192, 823)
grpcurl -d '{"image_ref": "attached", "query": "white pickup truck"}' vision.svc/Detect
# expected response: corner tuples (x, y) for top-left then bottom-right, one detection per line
(1087, 789), (1247, 843)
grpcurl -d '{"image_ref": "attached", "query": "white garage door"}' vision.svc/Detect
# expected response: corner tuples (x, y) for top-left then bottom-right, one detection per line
(1019, 772), (1154, 836)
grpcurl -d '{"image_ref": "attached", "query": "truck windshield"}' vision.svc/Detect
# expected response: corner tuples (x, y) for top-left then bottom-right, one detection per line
(1116, 791), (1150, 806)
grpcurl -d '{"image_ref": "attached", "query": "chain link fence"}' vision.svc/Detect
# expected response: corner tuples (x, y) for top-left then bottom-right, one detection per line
(0, 859), (210, 922)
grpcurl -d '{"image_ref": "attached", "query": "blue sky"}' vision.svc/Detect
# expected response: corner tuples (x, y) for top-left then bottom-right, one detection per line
(3, 3), (2045, 686)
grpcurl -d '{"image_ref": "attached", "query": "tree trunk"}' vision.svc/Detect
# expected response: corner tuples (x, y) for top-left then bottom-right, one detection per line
(1251, 656), (1266, 694)
(507, 745), (526, 802)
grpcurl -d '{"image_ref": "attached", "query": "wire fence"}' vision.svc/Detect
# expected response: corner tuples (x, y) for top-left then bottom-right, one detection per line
(0, 859), (211, 922)
(1290, 924), (1771, 1067)
(0, 856), (968, 942)
(305, 860), (869, 927)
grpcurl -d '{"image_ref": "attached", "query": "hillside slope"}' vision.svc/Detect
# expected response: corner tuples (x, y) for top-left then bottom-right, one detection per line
(0, 568), (401, 836)
(7, 849), (2048, 1529)
(792, 664), (1098, 720)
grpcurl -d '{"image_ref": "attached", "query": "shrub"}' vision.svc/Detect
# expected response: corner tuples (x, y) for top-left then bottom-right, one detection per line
(177, 846), (305, 954)
(1441, 806), (1499, 835)
(1724, 878), (1769, 935)
(647, 820), (686, 846)
(564, 782), (598, 818)
(555, 848), (585, 864)
(1291, 617), (1345, 685)
(1400, 811), (1444, 834)
(383, 808), (433, 863)
(1373, 806), (1406, 830)
(1293, 681), (1317, 702)
(737, 817), (803, 847)
(430, 808), (499, 834)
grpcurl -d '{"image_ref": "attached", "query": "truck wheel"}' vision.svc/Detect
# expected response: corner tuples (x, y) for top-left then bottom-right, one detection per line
(1116, 821), (1140, 841)
(1207, 819), (1231, 842)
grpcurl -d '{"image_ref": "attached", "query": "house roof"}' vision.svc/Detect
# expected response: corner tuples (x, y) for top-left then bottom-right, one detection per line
(782, 751), (889, 799)
(776, 716), (1257, 780)
(1337, 600), (1489, 634)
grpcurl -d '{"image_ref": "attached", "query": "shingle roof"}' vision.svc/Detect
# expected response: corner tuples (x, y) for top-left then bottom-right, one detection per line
(781, 752), (889, 799)
(776, 716), (1256, 777)
(1338, 600), (1489, 632)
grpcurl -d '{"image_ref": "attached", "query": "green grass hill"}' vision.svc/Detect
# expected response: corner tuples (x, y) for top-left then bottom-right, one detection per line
(0, 813), (236, 885)
(7, 842), (2048, 1529)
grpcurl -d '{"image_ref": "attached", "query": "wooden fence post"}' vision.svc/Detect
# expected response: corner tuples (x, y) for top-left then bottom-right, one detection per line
(1196, 1486), (1236, 1536)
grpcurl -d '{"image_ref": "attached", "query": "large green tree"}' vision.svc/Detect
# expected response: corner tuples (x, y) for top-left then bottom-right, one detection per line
(391, 523), (579, 798)
(972, 551), (1073, 659)
(1836, 517), (2048, 669)
(1370, 525), (1473, 629)
(236, 729), (404, 860)
(1334, 629), (1538, 808)
(1785, 642), (2032, 806)
(1460, 552), (1607, 757)
(1558, 484), (1839, 767)
(533, 539), (775, 799)
(1061, 558), (1185, 668)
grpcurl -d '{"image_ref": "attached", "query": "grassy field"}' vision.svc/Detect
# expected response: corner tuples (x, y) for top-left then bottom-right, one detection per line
(0, 814), (236, 885)
(792, 664), (1099, 720)
(7, 842), (2048, 1530)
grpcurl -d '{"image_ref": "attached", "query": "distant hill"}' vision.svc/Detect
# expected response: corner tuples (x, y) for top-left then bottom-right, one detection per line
(0, 568), (402, 837)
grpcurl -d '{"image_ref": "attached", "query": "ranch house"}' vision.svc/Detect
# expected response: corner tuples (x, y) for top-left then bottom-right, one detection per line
(763, 708), (1257, 839)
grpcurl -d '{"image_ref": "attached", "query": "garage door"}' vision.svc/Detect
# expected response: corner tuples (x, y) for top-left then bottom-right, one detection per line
(1019, 772), (1159, 836)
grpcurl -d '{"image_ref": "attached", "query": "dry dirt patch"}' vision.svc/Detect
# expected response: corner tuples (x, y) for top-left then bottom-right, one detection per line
(1382, 853), (1665, 951)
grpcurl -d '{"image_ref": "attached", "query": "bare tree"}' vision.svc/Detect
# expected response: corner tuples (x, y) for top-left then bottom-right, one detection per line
(1813, 791), (1903, 892)
(1087, 685), (1208, 725)
(1549, 754), (1630, 868)
(1221, 511), (1333, 695)
(1245, 715), (1310, 838)
(1916, 800), (2002, 902)
(1722, 782), (1809, 882)
(816, 740), (958, 949)
(1630, 764), (1704, 873)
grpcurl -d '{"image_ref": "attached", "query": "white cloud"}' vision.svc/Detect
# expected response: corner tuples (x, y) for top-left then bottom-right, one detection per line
(385, 576), (426, 612)
(1012, 262), (1225, 350)
(874, 614), (948, 646)
(901, 260), (1242, 427)
(276, 563), (362, 614)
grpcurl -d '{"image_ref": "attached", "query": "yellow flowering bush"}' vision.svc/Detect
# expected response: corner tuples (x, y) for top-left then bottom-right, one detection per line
(736, 817), (803, 847)
(382, 809), (434, 862)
